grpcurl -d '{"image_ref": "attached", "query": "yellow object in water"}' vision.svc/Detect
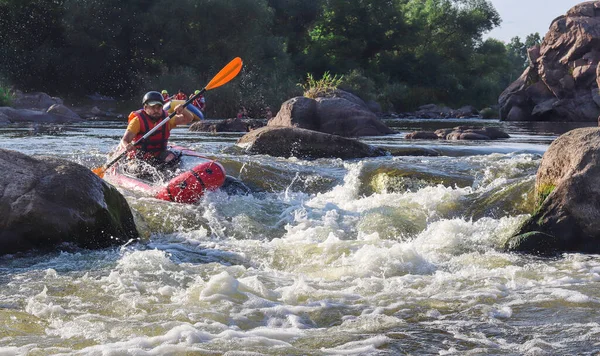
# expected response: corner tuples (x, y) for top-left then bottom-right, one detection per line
(163, 99), (204, 121)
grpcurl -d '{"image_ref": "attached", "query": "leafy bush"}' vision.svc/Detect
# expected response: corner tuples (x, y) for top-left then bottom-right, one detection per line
(339, 70), (376, 102)
(479, 107), (498, 119)
(298, 71), (343, 98)
(0, 84), (13, 107)
(379, 83), (441, 112)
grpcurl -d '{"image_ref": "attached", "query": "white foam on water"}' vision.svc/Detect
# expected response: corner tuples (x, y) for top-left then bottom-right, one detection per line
(336, 314), (405, 333)
(320, 334), (391, 355)
(4, 153), (600, 355)
(25, 286), (66, 319)
(199, 271), (247, 303)
(117, 249), (178, 273)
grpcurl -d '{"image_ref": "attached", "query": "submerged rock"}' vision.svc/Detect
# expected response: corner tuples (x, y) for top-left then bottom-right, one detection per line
(236, 126), (388, 159)
(506, 127), (600, 255)
(406, 126), (510, 140)
(396, 104), (480, 119)
(0, 149), (138, 255)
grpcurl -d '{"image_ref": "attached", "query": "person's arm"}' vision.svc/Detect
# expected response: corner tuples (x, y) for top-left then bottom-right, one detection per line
(119, 130), (136, 151)
(119, 115), (140, 151)
(173, 103), (193, 126)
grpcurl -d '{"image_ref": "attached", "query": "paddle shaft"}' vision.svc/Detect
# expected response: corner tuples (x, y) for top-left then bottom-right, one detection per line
(102, 89), (206, 172)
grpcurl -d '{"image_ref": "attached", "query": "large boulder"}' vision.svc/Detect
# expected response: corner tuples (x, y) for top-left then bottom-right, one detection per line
(315, 96), (394, 136)
(499, 2), (600, 122)
(0, 106), (83, 123)
(268, 90), (393, 137)
(0, 149), (138, 255)
(46, 104), (82, 121)
(11, 91), (63, 110)
(0, 111), (9, 126)
(236, 126), (388, 159)
(313, 89), (370, 109)
(506, 127), (600, 255)
(268, 96), (319, 131)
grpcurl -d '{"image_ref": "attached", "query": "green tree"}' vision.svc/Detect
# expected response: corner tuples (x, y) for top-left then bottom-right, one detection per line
(0, 0), (520, 115)
(392, 0), (501, 107)
(305, 0), (409, 74)
(505, 32), (540, 83)
(0, 0), (65, 93)
(59, 0), (152, 97)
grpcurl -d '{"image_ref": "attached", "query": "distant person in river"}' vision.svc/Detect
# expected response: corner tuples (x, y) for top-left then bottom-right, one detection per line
(174, 89), (187, 100)
(161, 90), (170, 103)
(236, 106), (248, 119)
(118, 91), (193, 179)
(191, 90), (206, 112)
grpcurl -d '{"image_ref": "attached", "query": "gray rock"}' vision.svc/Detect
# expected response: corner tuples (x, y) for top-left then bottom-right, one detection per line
(506, 127), (600, 255)
(0, 149), (139, 255)
(47, 104), (81, 121)
(12, 91), (63, 110)
(0, 111), (9, 125)
(315, 96), (393, 136)
(366, 100), (382, 113)
(499, 2), (600, 122)
(409, 126), (510, 140)
(0, 106), (82, 123)
(268, 91), (393, 137)
(236, 126), (388, 159)
(405, 131), (439, 140)
(314, 89), (370, 109)
(268, 96), (318, 130)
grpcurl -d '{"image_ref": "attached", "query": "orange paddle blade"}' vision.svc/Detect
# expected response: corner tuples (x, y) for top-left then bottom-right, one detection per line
(206, 57), (243, 90)
(92, 166), (106, 178)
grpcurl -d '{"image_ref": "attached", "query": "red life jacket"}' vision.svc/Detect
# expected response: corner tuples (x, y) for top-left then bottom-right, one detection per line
(192, 95), (205, 110)
(128, 109), (170, 159)
(174, 93), (187, 100)
(162, 93), (170, 102)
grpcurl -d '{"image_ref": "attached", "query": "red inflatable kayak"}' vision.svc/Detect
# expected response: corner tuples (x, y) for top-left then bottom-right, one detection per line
(105, 146), (226, 204)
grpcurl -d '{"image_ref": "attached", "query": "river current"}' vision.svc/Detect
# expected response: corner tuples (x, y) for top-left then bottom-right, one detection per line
(0, 118), (599, 355)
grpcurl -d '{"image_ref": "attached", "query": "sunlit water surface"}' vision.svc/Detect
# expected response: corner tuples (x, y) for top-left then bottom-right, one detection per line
(1, 118), (599, 355)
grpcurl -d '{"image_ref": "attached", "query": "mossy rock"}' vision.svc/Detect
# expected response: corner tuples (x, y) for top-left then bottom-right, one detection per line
(504, 231), (559, 256)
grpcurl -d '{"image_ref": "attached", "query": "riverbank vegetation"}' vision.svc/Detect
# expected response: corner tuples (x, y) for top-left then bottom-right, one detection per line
(0, 0), (539, 117)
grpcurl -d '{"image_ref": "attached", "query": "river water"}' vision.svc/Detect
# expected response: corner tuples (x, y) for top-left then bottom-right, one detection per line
(1, 118), (599, 355)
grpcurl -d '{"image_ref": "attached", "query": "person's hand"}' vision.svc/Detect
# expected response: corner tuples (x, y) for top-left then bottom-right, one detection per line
(174, 104), (184, 115)
(121, 142), (134, 152)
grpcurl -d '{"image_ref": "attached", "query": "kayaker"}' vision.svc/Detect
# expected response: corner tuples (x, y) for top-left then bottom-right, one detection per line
(119, 91), (193, 175)
(191, 90), (206, 112)
(161, 90), (170, 103)
(236, 106), (248, 119)
(174, 89), (187, 100)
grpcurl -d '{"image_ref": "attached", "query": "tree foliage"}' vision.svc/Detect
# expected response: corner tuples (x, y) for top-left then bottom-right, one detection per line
(0, 0), (535, 115)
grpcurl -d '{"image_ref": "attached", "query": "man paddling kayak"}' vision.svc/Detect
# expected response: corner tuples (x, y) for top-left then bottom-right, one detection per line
(118, 91), (193, 179)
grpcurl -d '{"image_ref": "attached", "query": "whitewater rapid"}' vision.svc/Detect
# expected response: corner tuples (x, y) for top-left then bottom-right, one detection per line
(1, 121), (600, 354)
